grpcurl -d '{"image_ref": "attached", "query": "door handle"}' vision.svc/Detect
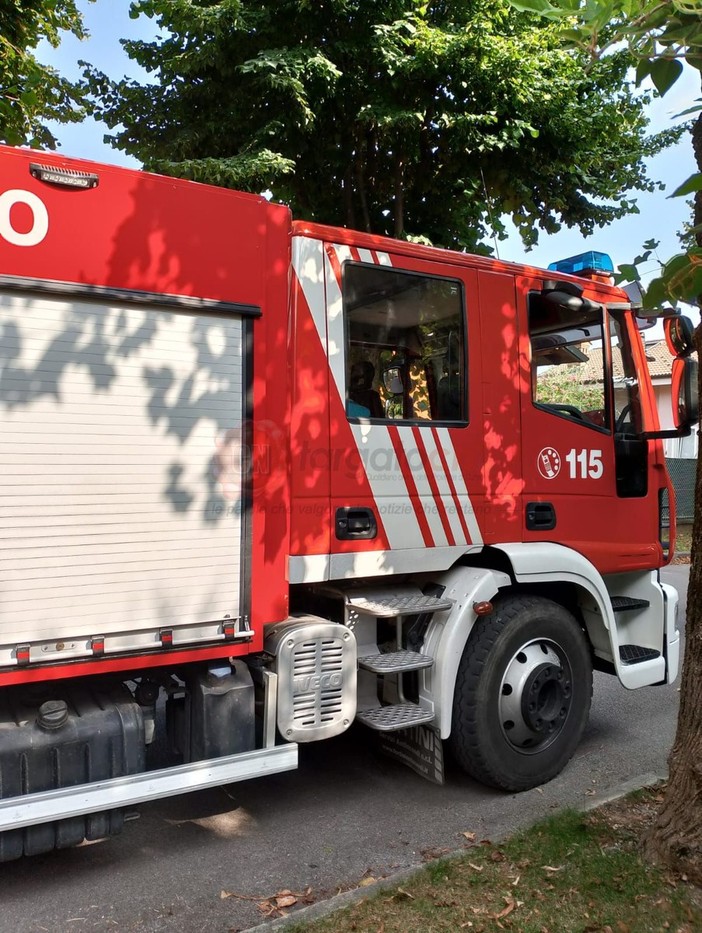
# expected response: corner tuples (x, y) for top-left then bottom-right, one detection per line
(526, 501), (556, 531)
(335, 507), (378, 540)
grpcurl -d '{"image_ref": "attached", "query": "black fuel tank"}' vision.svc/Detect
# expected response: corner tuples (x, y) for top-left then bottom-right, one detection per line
(0, 682), (145, 861)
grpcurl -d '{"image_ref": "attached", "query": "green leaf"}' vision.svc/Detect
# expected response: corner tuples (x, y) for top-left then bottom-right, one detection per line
(669, 174), (702, 198)
(618, 263), (640, 282)
(650, 58), (684, 96)
(635, 59), (651, 86)
(560, 28), (586, 44)
(664, 253), (693, 276)
(685, 53), (702, 72)
(662, 249), (702, 302)
(643, 277), (667, 310)
(508, 0), (559, 13)
(684, 265), (702, 298)
(674, 101), (702, 118)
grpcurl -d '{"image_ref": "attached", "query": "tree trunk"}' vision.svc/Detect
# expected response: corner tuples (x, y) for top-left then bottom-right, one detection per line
(394, 150), (405, 239)
(642, 110), (702, 883)
(343, 164), (356, 228)
(354, 132), (372, 233)
(642, 465), (702, 881)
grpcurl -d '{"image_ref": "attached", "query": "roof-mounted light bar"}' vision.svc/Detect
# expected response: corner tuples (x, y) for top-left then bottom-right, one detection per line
(548, 251), (614, 277)
(30, 163), (99, 190)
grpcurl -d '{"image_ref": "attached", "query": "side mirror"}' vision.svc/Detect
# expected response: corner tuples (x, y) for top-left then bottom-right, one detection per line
(672, 357), (699, 430)
(383, 366), (404, 396)
(664, 315), (695, 357)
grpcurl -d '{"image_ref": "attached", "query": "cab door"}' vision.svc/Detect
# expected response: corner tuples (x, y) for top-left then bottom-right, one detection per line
(323, 240), (485, 578)
(518, 275), (661, 574)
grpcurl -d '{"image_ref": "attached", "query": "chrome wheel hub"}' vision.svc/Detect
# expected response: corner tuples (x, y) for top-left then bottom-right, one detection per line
(499, 639), (573, 753)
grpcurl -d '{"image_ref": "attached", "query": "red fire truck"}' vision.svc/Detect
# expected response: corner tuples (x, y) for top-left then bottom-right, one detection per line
(0, 144), (696, 859)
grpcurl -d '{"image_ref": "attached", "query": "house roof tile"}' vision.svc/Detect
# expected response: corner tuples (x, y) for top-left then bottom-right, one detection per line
(577, 341), (672, 382)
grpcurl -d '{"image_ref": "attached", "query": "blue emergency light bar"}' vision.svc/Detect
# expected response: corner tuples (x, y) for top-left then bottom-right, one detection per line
(547, 251), (614, 275)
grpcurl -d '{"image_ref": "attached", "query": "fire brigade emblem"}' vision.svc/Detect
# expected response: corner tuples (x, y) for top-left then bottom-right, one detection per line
(537, 447), (561, 479)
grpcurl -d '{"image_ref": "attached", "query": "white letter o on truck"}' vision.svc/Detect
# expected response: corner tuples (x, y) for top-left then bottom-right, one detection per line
(0, 189), (49, 246)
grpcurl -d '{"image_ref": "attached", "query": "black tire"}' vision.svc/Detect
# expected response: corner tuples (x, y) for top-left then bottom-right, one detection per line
(449, 595), (593, 792)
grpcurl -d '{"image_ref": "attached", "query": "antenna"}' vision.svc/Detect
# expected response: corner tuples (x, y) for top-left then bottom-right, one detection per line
(480, 167), (500, 260)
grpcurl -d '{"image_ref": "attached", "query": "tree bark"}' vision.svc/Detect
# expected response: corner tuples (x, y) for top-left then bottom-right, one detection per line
(354, 132), (372, 233)
(343, 163), (356, 228)
(642, 110), (702, 884)
(694, 112), (702, 251)
(394, 150), (405, 239)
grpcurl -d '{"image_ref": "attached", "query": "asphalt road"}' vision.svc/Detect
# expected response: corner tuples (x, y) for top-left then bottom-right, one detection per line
(0, 565), (689, 933)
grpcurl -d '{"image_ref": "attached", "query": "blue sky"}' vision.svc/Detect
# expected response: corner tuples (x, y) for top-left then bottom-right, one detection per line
(41, 0), (699, 284)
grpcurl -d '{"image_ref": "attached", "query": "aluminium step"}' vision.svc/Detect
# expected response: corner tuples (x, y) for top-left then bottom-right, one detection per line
(358, 649), (434, 675)
(610, 596), (650, 612)
(619, 644), (661, 665)
(346, 593), (453, 619)
(356, 703), (435, 732)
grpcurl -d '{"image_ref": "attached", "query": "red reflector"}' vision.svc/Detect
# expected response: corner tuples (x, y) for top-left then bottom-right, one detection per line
(160, 629), (174, 647)
(91, 636), (105, 656)
(16, 645), (31, 666)
(473, 601), (494, 616)
(223, 622), (236, 639)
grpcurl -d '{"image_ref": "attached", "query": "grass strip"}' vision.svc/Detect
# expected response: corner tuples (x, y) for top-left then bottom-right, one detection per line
(676, 524), (692, 554)
(289, 787), (701, 933)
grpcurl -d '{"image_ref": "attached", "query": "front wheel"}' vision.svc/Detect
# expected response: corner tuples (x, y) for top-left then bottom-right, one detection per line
(450, 595), (593, 792)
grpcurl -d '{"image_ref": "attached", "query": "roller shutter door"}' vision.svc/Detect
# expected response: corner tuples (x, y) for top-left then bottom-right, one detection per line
(0, 289), (247, 666)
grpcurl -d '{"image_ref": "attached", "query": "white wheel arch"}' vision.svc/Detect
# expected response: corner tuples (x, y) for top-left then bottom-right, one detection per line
(422, 543), (630, 739)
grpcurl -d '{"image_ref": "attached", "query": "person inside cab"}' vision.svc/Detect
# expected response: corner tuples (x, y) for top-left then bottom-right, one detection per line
(347, 360), (384, 418)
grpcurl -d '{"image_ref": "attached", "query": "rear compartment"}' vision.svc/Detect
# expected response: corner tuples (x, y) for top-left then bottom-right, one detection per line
(0, 288), (247, 665)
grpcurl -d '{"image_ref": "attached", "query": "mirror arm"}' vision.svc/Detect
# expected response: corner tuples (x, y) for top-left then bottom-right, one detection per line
(637, 426), (693, 440)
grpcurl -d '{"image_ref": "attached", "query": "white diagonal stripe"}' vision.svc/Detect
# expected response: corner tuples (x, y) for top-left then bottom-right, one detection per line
(291, 237), (326, 346)
(435, 427), (483, 544)
(422, 430), (467, 546)
(397, 426), (447, 547)
(350, 423), (424, 548)
(323, 244), (351, 402)
(357, 248), (374, 264)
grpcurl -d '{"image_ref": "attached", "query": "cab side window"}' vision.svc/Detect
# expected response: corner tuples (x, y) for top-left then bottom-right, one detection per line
(609, 313), (643, 435)
(529, 292), (609, 431)
(342, 263), (467, 422)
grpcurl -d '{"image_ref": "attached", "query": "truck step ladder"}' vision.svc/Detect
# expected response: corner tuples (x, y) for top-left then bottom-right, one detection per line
(346, 592), (453, 618)
(605, 593), (659, 665)
(610, 596), (650, 612)
(333, 585), (453, 733)
(608, 595), (659, 665)
(358, 649), (434, 674)
(356, 703), (435, 731)
(619, 644), (661, 664)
